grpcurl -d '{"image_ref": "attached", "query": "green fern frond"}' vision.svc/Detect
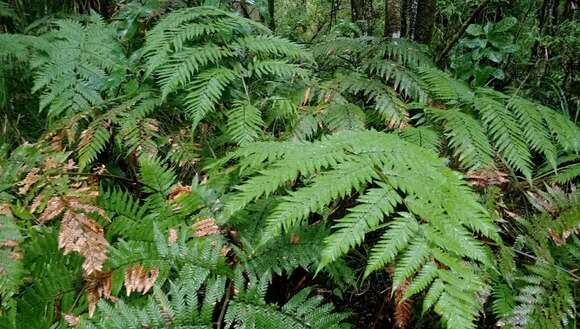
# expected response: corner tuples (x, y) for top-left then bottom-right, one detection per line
(234, 35), (311, 61)
(32, 16), (124, 118)
(418, 67), (474, 104)
(264, 158), (377, 238)
(364, 213), (419, 276)
(397, 127), (441, 154)
(322, 103), (366, 132)
(508, 96), (558, 170)
(321, 184), (402, 268)
(78, 126), (111, 170)
(139, 155), (176, 195)
(476, 90), (533, 180)
(248, 60), (309, 79)
(227, 100), (264, 145)
(366, 60), (428, 102)
(185, 67), (239, 125)
(157, 44), (233, 99)
(0, 211), (23, 315)
(429, 108), (494, 170)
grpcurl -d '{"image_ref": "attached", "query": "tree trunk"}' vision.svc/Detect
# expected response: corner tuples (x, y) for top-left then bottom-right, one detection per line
(351, 0), (364, 22)
(386, 0), (402, 38)
(267, 0), (275, 31)
(414, 0), (436, 43)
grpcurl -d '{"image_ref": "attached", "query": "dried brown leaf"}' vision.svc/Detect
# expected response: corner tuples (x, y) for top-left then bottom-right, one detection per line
(2, 240), (19, 248)
(467, 169), (510, 188)
(86, 271), (112, 317)
(38, 197), (66, 224)
(394, 279), (413, 329)
(64, 314), (80, 326)
(30, 194), (44, 213)
(192, 218), (219, 237)
(0, 203), (11, 215)
(168, 228), (178, 245)
(59, 210), (108, 275)
(124, 264), (160, 296)
(168, 183), (192, 201)
(17, 168), (41, 195)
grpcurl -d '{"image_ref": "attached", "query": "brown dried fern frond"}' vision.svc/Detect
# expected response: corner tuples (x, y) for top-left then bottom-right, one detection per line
(394, 278), (413, 329)
(124, 264), (160, 296)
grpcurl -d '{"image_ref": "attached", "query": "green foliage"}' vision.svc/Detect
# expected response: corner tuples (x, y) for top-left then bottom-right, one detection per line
(141, 6), (311, 138)
(226, 130), (499, 329)
(452, 17), (519, 85)
(2, 3), (580, 329)
(31, 15), (125, 118)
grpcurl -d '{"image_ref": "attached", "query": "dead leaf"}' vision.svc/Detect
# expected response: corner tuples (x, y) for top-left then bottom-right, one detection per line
(64, 314), (81, 326)
(168, 183), (192, 201)
(192, 218), (219, 237)
(3, 240), (19, 248)
(124, 264), (159, 296)
(0, 203), (11, 215)
(59, 210), (108, 275)
(168, 228), (178, 245)
(290, 234), (300, 244)
(467, 170), (510, 188)
(38, 197), (66, 224)
(17, 168), (41, 195)
(86, 271), (112, 317)
(30, 195), (44, 213)
(394, 278), (413, 329)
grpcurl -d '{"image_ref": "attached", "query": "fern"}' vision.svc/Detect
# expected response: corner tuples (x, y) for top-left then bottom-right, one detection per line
(142, 7), (310, 137)
(227, 100), (264, 145)
(476, 89), (533, 180)
(0, 210), (23, 319)
(397, 126), (441, 154)
(226, 130), (499, 329)
(428, 108), (494, 170)
(32, 15), (124, 118)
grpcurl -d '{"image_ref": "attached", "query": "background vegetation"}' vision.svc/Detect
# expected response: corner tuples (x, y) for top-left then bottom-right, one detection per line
(0, 1), (578, 328)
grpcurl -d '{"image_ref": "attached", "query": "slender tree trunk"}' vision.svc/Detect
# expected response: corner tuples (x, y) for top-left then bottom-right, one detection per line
(414, 0), (436, 43)
(365, 0), (374, 34)
(386, 0), (402, 38)
(267, 0), (275, 31)
(351, 0), (364, 22)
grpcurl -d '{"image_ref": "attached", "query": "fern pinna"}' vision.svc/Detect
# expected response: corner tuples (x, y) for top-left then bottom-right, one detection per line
(224, 130), (500, 329)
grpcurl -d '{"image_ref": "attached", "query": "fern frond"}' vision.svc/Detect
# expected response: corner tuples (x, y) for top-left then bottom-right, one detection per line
(32, 16), (124, 118)
(508, 96), (558, 170)
(234, 35), (311, 61)
(264, 158), (377, 238)
(321, 184), (402, 268)
(364, 213), (419, 276)
(227, 100), (264, 145)
(397, 127), (441, 154)
(157, 44), (233, 99)
(139, 155), (176, 195)
(366, 59), (428, 102)
(78, 126), (111, 170)
(429, 108), (494, 170)
(185, 67), (239, 125)
(322, 103), (366, 132)
(418, 67), (474, 104)
(476, 90), (533, 180)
